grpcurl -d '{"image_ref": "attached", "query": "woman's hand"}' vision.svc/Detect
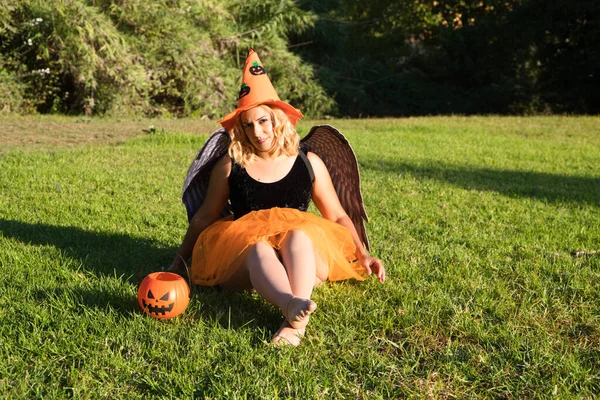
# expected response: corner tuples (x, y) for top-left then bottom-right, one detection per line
(165, 255), (186, 274)
(358, 253), (386, 283)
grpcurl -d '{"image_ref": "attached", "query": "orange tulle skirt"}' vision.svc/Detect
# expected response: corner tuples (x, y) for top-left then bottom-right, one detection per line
(190, 207), (367, 286)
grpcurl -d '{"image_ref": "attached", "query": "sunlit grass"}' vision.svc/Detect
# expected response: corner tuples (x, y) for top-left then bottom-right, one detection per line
(1, 115), (599, 398)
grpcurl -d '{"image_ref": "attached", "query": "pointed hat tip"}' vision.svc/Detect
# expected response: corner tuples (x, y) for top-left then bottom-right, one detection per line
(219, 49), (303, 130)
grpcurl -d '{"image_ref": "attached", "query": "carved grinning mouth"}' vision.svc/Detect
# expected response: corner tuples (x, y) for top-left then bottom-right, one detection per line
(142, 299), (175, 316)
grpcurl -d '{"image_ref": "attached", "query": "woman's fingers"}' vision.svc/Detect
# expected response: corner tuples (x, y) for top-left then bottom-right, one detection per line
(371, 258), (385, 283)
(360, 255), (385, 282)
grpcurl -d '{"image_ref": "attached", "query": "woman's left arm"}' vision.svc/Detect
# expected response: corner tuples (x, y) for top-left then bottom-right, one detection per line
(308, 152), (385, 282)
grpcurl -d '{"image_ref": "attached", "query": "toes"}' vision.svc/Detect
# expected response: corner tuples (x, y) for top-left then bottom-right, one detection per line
(284, 297), (317, 330)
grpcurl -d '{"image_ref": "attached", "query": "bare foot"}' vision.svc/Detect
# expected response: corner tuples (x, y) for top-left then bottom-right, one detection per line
(284, 297), (317, 330)
(272, 321), (305, 347)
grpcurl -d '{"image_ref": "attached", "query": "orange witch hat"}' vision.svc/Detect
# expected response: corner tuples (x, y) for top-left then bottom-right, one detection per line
(218, 49), (303, 131)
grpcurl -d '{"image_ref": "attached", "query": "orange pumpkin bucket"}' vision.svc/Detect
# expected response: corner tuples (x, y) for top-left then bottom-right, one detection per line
(138, 272), (190, 319)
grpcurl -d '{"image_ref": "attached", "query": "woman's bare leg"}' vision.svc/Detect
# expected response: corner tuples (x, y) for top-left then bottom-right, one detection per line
(280, 230), (316, 297)
(241, 240), (305, 346)
(243, 241), (295, 312)
(278, 230), (318, 326)
(236, 233), (321, 346)
(270, 230), (322, 345)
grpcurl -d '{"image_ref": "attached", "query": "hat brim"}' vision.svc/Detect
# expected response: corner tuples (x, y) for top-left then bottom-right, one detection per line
(219, 100), (303, 131)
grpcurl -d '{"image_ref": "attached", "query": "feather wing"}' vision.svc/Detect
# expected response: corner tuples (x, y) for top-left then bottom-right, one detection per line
(182, 128), (232, 221)
(300, 125), (370, 251)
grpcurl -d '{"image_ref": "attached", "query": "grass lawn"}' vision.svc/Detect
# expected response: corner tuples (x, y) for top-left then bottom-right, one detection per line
(1, 115), (599, 398)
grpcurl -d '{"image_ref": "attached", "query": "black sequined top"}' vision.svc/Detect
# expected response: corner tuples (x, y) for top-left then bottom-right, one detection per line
(229, 151), (314, 220)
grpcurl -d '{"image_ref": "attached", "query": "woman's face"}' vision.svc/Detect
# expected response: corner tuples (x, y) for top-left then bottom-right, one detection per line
(241, 106), (275, 153)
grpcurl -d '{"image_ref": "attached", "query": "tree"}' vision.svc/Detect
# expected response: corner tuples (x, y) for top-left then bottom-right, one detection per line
(292, 0), (600, 116)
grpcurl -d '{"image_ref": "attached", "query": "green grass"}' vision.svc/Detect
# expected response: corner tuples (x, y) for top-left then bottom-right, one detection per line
(1, 115), (599, 398)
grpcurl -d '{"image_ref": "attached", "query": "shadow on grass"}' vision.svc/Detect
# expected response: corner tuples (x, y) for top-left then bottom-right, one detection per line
(362, 159), (600, 206)
(0, 219), (170, 282)
(1, 219), (281, 332)
(188, 287), (283, 334)
(31, 285), (140, 316)
(29, 284), (280, 336)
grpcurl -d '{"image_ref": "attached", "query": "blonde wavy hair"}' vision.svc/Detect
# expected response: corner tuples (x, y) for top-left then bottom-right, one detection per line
(228, 105), (299, 167)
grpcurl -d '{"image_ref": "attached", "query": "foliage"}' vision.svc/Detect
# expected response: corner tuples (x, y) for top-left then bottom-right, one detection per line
(291, 0), (428, 116)
(0, 58), (34, 114)
(518, 0), (600, 113)
(0, 0), (334, 117)
(0, 0), (141, 114)
(421, 0), (600, 114)
(292, 0), (599, 116)
(1, 0), (597, 117)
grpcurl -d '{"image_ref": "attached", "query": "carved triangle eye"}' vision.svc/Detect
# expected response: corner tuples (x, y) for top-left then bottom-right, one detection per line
(147, 289), (155, 299)
(160, 292), (170, 301)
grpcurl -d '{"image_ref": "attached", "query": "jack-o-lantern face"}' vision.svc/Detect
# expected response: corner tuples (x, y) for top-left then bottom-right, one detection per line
(249, 61), (266, 76)
(239, 82), (251, 99)
(138, 272), (190, 319)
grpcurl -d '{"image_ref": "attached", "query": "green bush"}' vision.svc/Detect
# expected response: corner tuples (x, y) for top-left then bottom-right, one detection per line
(0, 0), (335, 118)
(0, 60), (36, 114)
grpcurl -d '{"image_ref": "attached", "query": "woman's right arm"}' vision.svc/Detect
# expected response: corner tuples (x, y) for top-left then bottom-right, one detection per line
(168, 155), (231, 271)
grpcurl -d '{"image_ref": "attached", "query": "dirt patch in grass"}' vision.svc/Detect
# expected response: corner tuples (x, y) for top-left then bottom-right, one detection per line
(0, 115), (220, 153)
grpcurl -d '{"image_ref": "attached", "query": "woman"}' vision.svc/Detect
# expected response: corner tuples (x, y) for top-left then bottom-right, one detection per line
(168, 50), (385, 346)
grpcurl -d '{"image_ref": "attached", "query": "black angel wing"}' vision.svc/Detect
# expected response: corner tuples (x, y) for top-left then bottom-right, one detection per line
(300, 125), (370, 251)
(182, 128), (232, 221)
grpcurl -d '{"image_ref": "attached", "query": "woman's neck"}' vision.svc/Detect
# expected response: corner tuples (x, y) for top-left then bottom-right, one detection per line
(253, 149), (284, 162)
(245, 151), (297, 183)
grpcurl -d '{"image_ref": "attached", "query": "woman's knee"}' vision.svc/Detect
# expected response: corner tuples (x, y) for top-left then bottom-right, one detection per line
(282, 229), (312, 249)
(245, 240), (276, 263)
